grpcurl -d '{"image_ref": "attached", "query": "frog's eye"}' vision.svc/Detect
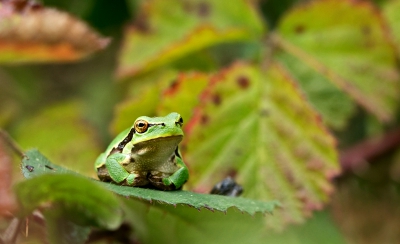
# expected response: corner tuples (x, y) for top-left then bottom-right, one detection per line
(176, 116), (183, 126)
(134, 120), (149, 133)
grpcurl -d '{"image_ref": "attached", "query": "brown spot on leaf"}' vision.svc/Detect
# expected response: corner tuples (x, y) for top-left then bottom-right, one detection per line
(197, 1), (210, 17)
(200, 114), (209, 124)
(259, 109), (269, 117)
(134, 12), (150, 33)
(211, 93), (221, 105)
(362, 25), (371, 36)
(182, 1), (210, 17)
(237, 76), (250, 89)
(295, 25), (305, 34)
(169, 79), (179, 90)
(163, 78), (184, 96)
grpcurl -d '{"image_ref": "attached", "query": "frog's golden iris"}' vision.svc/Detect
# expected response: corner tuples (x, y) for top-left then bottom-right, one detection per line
(134, 120), (149, 133)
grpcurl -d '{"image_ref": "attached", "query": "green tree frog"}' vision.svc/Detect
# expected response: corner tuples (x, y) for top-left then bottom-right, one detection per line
(95, 112), (189, 190)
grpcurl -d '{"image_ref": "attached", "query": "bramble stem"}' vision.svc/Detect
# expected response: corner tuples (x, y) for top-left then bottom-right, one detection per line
(0, 130), (25, 159)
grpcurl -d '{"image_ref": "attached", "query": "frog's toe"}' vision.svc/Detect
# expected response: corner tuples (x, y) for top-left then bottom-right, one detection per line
(162, 178), (173, 186)
(126, 174), (136, 185)
(125, 172), (149, 186)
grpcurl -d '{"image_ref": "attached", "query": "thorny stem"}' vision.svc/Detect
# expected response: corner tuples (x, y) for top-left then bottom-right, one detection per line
(0, 130), (25, 159)
(340, 127), (400, 173)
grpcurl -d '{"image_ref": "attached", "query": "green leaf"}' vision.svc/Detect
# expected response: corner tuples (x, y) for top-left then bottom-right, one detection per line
(117, 0), (264, 78)
(15, 173), (122, 229)
(0, 1), (109, 63)
(15, 173), (123, 229)
(276, 52), (356, 129)
(184, 62), (339, 229)
(21, 149), (74, 178)
(277, 0), (400, 122)
(105, 184), (278, 215)
(12, 101), (101, 176)
(21, 149), (280, 216)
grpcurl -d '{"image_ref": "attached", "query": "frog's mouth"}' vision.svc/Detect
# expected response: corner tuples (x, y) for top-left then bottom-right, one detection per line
(132, 135), (183, 160)
(134, 135), (183, 148)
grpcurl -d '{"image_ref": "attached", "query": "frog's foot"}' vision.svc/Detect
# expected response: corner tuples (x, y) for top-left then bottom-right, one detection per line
(154, 166), (188, 190)
(125, 171), (149, 186)
(148, 171), (176, 190)
(96, 164), (113, 182)
(165, 166), (189, 189)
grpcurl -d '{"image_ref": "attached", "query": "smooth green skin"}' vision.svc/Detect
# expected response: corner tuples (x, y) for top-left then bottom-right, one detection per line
(95, 112), (189, 190)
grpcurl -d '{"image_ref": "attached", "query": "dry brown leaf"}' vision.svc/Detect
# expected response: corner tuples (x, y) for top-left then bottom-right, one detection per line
(0, 0), (110, 63)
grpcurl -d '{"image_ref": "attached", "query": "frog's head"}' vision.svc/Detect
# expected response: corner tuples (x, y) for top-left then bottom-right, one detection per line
(131, 112), (184, 144)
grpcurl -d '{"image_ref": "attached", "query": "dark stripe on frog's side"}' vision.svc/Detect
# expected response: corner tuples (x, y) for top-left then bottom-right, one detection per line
(107, 128), (135, 156)
(171, 147), (182, 166)
(174, 147), (182, 158)
(117, 128), (135, 150)
(108, 122), (166, 157)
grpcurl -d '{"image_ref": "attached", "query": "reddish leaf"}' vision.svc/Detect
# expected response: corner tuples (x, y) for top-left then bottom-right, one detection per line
(184, 62), (339, 229)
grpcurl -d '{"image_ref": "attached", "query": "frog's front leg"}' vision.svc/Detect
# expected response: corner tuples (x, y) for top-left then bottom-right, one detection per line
(162, 157), (189, 189)
(105, 153), (140, 185)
